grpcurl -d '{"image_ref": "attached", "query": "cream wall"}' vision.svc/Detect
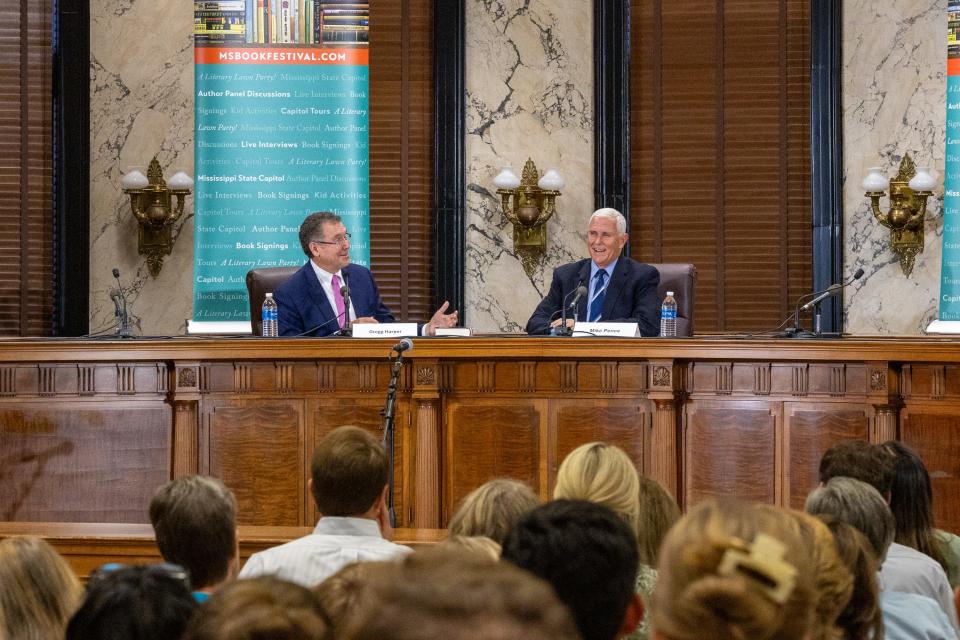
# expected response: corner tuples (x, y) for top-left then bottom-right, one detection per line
(89, 0), (945, 335)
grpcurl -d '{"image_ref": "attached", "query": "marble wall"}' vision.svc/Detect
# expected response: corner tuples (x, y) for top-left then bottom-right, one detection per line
(89, 1), (194, 335)
(463, 0), (593, 332)
(89, 0), (946, 335)
(842, 0), (946, 334)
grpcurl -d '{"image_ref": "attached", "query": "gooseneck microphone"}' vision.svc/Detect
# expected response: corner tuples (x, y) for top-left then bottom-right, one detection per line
(392, 337), (413, 353)
(785, 267), (865, 338)
(337, 284), (352, 336)
(555, 281), (586, 337)
(111, 268), (132, 337)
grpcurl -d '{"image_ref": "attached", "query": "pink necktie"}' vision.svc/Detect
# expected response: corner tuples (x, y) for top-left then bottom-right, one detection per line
(331, 274), (346, 328)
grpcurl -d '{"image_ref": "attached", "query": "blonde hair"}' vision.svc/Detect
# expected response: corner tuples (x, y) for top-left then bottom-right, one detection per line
(553, 442), (640, 537)
(652, 498), (815, 640)
(0, 536), (82, 640)
(447, 479), (539, 545)
(787, 510), (853, 640)
(637, 476), (681, 565)
(438, 535), (501, 560)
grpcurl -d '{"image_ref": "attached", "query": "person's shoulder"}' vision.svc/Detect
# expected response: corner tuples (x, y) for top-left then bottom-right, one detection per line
(274, 263), (311, 296)
(621, 257), (659, 278)
(890, 542), (944, 568)
(554, 258), (591, 277)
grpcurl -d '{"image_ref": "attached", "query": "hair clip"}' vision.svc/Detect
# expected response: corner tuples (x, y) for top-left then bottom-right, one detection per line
(716, 534), (797, 604)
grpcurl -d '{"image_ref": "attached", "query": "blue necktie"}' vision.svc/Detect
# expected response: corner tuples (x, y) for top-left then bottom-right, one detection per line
(589, 269), (607, 322)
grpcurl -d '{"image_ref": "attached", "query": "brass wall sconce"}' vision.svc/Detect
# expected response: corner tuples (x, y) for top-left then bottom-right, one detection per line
(493, 158), (563, 277)
(863, 154), (936, 276)
(120, 158), (194, 277)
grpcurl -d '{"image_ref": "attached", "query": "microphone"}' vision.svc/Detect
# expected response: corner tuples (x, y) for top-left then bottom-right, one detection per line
(799, 268), (865, 312)
(392, 338), (413, 353)
(111, 268), (132, 337)
(337, 284), (352, 336)
(555, 281), (585, 337)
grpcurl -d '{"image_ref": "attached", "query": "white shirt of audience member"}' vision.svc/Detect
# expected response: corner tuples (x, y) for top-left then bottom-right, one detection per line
(879, 542), (960, 637)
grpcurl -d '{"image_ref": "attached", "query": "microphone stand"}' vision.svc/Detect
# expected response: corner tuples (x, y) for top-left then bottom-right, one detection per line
(380, 348), (404, 528)
(554, 283), (584, 337)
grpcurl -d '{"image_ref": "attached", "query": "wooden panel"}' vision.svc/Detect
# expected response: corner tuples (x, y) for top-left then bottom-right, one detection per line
(684, 400), (778, 506)
(553, 400), (648, 488)
(444, 401), (542, 523)
(900, 408), (960, 534)
(785, 403), (870, 510)
(205, 401), (304, 526)
(0, 405), (170, 522)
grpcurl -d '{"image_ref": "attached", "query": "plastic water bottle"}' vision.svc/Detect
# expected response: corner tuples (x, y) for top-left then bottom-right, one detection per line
(660, 291), (677, 337)
(261, 293), (278, 337)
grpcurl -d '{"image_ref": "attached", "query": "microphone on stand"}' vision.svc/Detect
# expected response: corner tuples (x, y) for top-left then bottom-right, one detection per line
(111, 268), (132, 337)
(785, 267), (864, 338)
(392, 338), (413, 353)
(555, 283), (587, 337)
(337, 284), (352, 336)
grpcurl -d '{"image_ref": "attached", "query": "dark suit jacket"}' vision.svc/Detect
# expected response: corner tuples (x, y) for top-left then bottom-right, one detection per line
(275, 262), (394, 337)
(524, 258), (661, 336)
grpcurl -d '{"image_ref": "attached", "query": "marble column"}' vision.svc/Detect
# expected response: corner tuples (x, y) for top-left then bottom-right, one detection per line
(842, 0), (946, 334)
(464, 0), (594, 332)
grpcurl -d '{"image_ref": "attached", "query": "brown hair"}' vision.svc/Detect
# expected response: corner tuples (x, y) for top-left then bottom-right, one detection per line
(447, 478), (539, 545)
(818, 441), (893, 497)
(183, 576), (330, 640)
(637, 476), (681, 566)
(311, 426), (388, 516)
(313, 561), (390, 636)
(342, 547), (580, 640)
(788, 510), (853, 640)
(149, 475), (238, 589)
(0, 536), (82, 640)
(652, 498), (815, 640)
(815, 515), (884, 640)
(299, 211), (342, 256)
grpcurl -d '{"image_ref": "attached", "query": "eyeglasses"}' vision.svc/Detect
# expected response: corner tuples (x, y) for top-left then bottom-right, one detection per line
(311, 232), (351, 247)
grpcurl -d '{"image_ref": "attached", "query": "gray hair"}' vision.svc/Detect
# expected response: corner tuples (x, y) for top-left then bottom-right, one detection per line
(805, 476), (894, 564)
(589, 208), (627, 235)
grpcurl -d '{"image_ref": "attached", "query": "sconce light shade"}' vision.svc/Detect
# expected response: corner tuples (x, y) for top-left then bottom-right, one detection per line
(493, 167), (521, 190)
(908, 167), (936, 191)
(862, 167), (889, 192)
(167, 171), (195, 190)
(121, 169), (149, 190)
(537, 169), (564, 191)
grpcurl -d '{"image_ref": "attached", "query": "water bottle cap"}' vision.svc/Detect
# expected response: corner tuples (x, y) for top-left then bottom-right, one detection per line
(666, 291), (674, 296)
(265, 293), (273, 298)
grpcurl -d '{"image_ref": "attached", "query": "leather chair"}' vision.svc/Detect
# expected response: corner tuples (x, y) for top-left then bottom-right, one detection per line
(246, 267), (299, 335)
(649, 263), (697, 337)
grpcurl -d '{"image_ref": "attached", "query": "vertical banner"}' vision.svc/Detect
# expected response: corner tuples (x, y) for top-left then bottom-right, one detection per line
(193, 1), (370, 328)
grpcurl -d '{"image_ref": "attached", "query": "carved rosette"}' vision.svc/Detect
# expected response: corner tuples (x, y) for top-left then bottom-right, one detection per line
(869, 368), (887, 392)
(177, 367), (197, 390)
(652, 366), (671, 388)
(417, 366), (435, 386)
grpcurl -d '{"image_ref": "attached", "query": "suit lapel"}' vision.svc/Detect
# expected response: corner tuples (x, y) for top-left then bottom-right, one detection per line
(303, 264), (336, 326)
(602, 259), (630, 320)
(575, 260), (592, 321)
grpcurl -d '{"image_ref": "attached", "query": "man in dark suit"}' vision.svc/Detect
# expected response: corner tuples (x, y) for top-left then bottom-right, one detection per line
(276, 212), (457, 336)
(525, 208), (660, 336)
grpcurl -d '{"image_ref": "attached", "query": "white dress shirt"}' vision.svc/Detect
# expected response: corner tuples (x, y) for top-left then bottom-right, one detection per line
(237, 517), (411, 587)
(880, 542), (960, 637)
(880, 591), (958, 640)
(309, 261), (356, 324)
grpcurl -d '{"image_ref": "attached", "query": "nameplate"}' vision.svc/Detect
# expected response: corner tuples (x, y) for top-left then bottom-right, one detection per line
(572, 322), (639, 337)
(352, 323), (419, 338)
(435, 327), (472, 337)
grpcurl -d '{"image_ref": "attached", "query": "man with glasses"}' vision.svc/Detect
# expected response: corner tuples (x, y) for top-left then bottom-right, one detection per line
(275, 211), (458, 336)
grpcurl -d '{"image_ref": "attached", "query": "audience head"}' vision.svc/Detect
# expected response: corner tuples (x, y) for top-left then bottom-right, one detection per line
(815, 514), (884, 640)
(149, 475), (238, 591)
(183, 576), (330, 640)
(553, 442), (641, 537)
(502, 499), (642, 640)
(438, 535), (502, 560)
(881, 440), (947, 569)
(313, 561), (390, 635)
(447, 478), (539, 545)
(636, 476), (681, 566)
(0, 536), (82, 640)
(818, 440), (893, 497)
(805, 476), (895, 563)
(66, 563), (196, 640)
(311, 426), (388, 517)
(787, 510), (852, 640)
(342, 547), (580, 640)
(651, 498), (815, 640)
